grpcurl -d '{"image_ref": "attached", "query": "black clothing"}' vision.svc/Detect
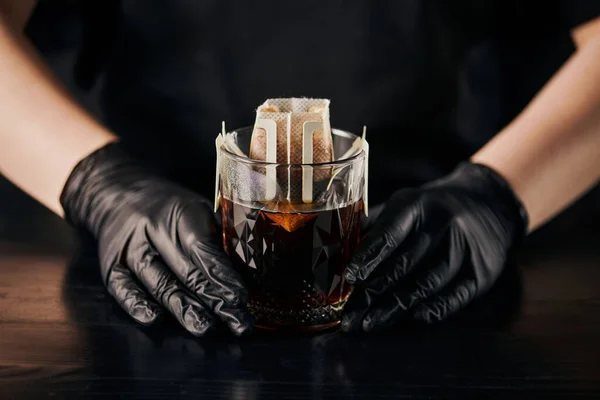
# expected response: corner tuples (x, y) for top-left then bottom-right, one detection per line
(90, 1), (600, 204)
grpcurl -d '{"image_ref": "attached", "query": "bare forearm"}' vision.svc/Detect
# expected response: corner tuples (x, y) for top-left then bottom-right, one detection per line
(472, 36), (600, 232)
(0, 13), (116, 216)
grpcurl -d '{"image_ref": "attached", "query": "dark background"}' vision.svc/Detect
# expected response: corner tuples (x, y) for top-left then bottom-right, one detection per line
(0, 0), (598, 252)
(1, 4), (600, 398)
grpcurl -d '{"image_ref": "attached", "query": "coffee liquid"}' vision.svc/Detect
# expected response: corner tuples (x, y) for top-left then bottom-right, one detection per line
(221, 198), (361, 331)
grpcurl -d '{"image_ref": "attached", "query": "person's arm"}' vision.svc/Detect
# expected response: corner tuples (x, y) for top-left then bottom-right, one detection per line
(471, 17), (600, 232)
(0, 6), (116, 217)
(0, 3), (253, 336)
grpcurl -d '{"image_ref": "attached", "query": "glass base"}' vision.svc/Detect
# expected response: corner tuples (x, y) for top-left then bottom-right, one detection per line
(255, 320), (341, 333)
(248, 301), (345, 333)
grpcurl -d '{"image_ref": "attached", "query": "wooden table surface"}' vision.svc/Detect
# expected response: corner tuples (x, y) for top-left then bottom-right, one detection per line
(1, 179), (600, 399)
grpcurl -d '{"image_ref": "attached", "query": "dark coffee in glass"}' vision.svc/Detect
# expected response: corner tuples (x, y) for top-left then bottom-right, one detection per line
(217, 127), (366, 331)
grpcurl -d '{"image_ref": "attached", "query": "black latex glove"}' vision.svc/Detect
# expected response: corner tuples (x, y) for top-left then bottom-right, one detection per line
(60, 142), (253, 336)
(342, 162), (528, 331)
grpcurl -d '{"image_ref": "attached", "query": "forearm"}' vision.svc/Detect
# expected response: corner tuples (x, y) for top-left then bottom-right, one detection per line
(0, 13), (116, 217)
(472, 35), (600, 233)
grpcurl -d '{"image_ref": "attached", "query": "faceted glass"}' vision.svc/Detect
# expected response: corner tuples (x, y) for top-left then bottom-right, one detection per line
(218, 127), (366, 331)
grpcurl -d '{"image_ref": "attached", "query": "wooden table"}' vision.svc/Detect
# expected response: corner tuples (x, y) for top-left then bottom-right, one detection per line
(1, 179), (599, 399)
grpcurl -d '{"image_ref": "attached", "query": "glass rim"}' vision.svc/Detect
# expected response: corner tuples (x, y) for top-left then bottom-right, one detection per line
(219, 127), (366, 167)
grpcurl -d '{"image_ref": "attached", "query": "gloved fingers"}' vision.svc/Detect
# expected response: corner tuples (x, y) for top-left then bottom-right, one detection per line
(360, 202), (385, 234)
(185, 274), (254, 337)
(360, 231), (439, 294)
(151, 205), (253, 335)
(105, 263), (163, 326)
(170, 201), (248, 308)
(341, 286), (378, 333)
(150, 230), (251, 327)
(361, 259), (456, 332)
(345, 199), (419, 284)
(188, 241), (248, 307)
(411, 279), (478, 324)
(132, 252), (216, 336)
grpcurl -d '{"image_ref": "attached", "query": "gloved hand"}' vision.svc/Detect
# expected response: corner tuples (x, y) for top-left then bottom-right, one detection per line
(60, 142), (253, 336)
(342, 162), (528, 331)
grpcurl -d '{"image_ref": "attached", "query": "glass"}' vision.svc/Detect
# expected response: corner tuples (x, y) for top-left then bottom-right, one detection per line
(217, 126), (366, 331)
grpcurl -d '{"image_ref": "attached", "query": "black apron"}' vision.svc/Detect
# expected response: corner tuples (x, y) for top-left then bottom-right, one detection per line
(92, 0), (580, 204)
